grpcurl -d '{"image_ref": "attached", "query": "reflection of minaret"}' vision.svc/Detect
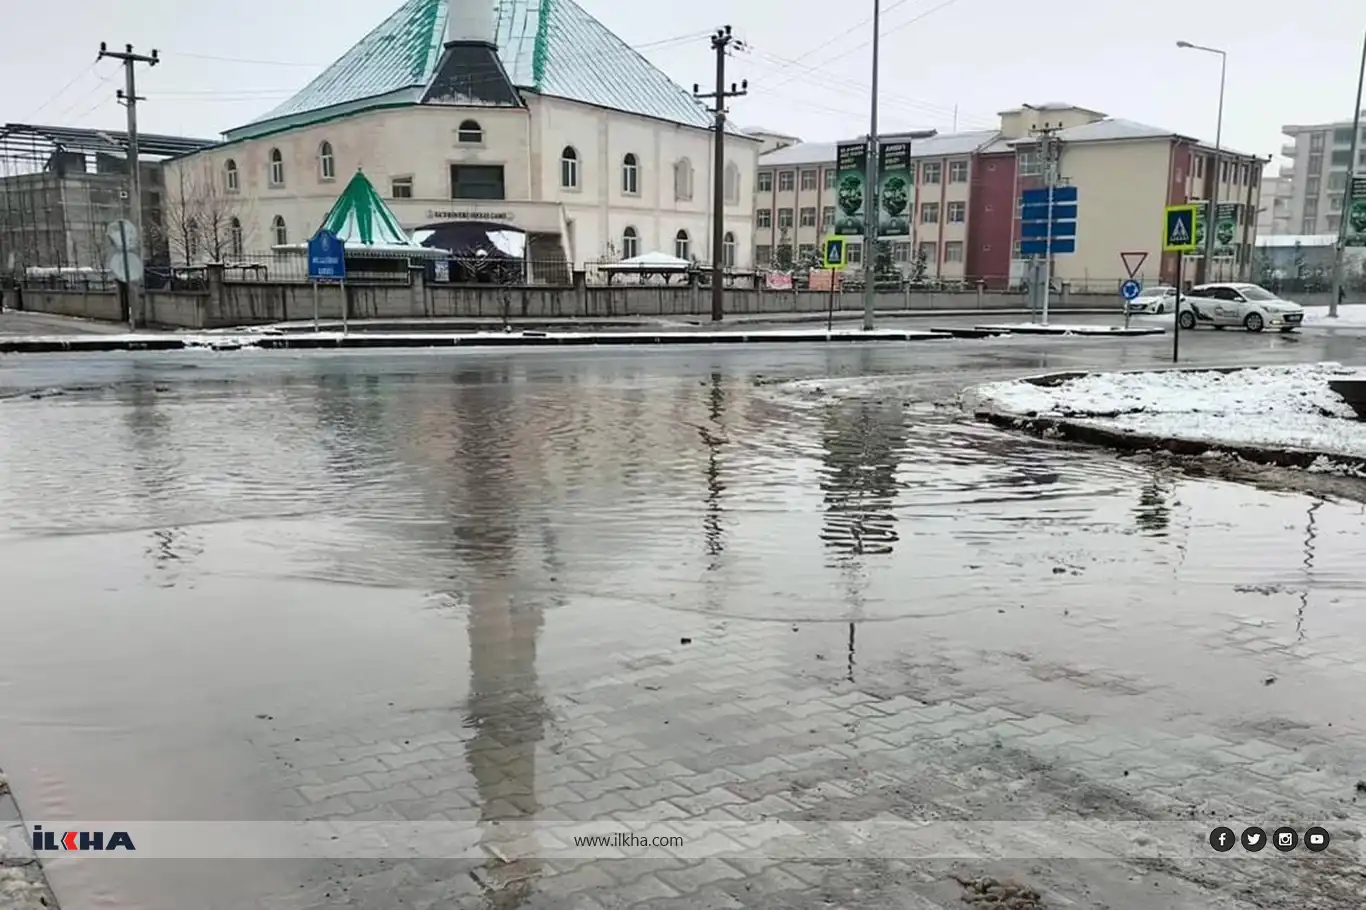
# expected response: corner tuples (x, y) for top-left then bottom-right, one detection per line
(699, 372), (726, 569)
(125, 373), (200, 585)
(1133, 471), (1172, 535)
(447, 372), (547, 906)
(1298, 497), (1322, 640)
(818, 397), (906, 677)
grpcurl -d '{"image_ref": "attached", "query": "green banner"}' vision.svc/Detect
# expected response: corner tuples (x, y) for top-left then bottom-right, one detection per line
(835, 143), (867, 237)
(1188, 201), (1238, 258)
(1346, 176), (1366, 247)
(876, 142), (913, 237)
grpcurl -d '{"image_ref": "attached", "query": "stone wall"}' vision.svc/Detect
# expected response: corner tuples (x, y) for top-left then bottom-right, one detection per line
(9, 267), (1341, 329)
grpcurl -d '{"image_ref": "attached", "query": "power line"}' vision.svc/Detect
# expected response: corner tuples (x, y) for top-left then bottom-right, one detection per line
(19, 62), (100, 122)
(748, 0), (919, 82)
(49, 67), (119, 123)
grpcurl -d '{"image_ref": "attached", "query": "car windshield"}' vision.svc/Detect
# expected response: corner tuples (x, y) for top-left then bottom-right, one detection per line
(1237, 286), (1277, 301)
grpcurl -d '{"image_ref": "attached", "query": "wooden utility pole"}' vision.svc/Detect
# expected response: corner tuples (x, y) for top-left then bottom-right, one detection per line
(97, 42), (158, 328)
(694, 27), (746, 322)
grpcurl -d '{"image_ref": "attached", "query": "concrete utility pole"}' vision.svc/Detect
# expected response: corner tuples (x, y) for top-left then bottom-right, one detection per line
(695, 28), (746, 322)
(861, 0), (882, 330)
(98, 42), (158, 329)
(1330, 29), (1366, 318)
(1029, 120), (1062, 324)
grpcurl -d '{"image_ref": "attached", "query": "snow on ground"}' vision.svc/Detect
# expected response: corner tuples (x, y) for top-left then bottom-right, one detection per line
(973, 363), (1366, 460)
(975, 323), (1150, 334)
(1302, 305), (1366, 327)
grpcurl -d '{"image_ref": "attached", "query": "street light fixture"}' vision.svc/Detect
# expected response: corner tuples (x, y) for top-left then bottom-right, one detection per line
(1177, 40), (1227, 284)
(1330, 30), (1366, 318)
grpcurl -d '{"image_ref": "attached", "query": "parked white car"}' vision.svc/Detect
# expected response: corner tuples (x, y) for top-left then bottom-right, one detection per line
(1176, 283), (1304, 332)
(1123, 285), (1178, 314)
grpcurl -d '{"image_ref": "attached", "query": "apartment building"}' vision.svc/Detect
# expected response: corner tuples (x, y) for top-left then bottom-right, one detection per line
(1257, 174), (1294, 236)
(754, 103), (1267, 288)
(1277, 116), (1366, 235)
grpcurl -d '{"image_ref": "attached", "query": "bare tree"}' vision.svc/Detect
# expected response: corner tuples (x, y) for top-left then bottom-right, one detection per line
(152, 162), (254, 265)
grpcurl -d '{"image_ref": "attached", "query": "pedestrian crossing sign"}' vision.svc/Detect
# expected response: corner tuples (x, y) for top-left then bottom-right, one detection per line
(1163, 205), (1199, 252)
(822, 236), (847, 269)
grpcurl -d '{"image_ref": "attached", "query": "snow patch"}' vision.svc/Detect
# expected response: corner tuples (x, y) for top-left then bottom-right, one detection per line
(1302, 304), (1366, 327)
(974, 363), (1366, 461)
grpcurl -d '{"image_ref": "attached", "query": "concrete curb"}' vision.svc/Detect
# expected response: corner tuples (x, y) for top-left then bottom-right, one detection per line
(0, 777), (58, 910)
(969, 366), (1366, 473)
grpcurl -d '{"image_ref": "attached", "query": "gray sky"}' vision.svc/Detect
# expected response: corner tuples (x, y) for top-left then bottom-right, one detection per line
(3, 0), (1361, 161)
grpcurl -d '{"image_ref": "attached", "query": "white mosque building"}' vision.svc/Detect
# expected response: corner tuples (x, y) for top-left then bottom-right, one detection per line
(163, 0), (760, 277)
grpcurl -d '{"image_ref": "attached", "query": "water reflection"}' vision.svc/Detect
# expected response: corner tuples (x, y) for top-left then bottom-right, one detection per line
(126, 376), (201, 586)
(1134, 471), (1173, 536)
(700, 372), (726, 568)
(1298, 497), (1321, 640)
(817, 397), (906, 558)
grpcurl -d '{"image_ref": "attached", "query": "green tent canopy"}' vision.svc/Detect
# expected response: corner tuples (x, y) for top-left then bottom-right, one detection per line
(311, 169), (448, 259)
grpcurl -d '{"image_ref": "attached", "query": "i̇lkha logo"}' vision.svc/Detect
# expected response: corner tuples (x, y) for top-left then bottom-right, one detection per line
(31, 825), (135, 851)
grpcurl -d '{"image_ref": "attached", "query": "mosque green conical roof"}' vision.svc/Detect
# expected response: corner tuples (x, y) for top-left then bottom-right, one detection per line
(319, 170), (415, 248)
(224, 0), (722, 142)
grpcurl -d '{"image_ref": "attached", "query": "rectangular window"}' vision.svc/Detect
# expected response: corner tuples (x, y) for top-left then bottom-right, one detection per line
(799, 207), (817, 227)
(450, 164), (504, 199)
(1330, 171), (1347, 190)
(891, 241), (910, 262)
(1195, 157), (1203, 178)
(800, 169), (818, 190)
(757, 171), (773, 192)
(944, 241), (964, 262)
(777, 208), (793, 228)
(756, 244), (772, 263)
(920, 202), (940, 224)
(847, 242), (862, 263)
(1018, 151), (1040, 176)
(824, 168), (837, 188)
(921, 162), (941, 184)
(1331, 149), (1351, 166)
(1300, 216), (1317, 234)
(821, 206), (835, 230)
(946, 201), (965, 223)
(778, 171), (794, 191)
(390, 176), (413, 198)
(918, 241), (937, 261)
(948, 160), (968, 183)
(1334, 126), (1355, 144)
(1310, 131), (1326, 150)
(798, 243), (815, 258)
(756, 209), (772, 227)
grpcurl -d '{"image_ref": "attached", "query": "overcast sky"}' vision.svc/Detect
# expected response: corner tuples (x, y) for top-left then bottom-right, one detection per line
(2, 0), (1361, 163)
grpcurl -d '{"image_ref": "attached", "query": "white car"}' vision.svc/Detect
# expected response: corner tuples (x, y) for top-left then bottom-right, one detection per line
(1123, 286), (1178, 314)
(1176, 282), (1304, 333)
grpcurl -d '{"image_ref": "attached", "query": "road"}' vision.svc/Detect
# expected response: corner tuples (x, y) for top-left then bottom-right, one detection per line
(0, 332), (1363, 910)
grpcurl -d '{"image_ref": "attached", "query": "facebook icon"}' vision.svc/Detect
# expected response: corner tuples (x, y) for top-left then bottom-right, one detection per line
(1209, 826), (1235, 853)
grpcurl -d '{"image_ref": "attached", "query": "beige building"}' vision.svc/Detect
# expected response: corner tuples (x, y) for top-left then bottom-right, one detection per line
(163, 0), (759, 274)
(754, 103), (1267, 289)
(1258, 174), (1294, 236)
(1277, 116), (1366, 235)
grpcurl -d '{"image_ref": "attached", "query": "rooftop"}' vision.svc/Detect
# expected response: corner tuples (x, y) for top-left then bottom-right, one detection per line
(0, 122), (214, 161)
(759, 130), (998, 167)
(225, 0), (730, 142)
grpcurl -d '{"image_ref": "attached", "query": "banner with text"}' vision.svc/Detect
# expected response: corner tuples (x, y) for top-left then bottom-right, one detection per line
(834, 143), (868, 237)
(875, 142), (913, 237)
(1346, 175), (1366, 247)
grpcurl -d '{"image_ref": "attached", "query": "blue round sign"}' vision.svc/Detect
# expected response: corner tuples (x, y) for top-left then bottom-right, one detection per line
(1120, 279), (1141, 300)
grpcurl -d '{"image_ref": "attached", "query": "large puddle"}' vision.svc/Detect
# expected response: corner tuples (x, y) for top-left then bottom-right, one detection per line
(1, 348), (1364, 909)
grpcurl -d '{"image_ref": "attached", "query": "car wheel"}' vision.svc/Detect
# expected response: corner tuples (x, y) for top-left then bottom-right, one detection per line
(1243, 312), (1264, 332)
(1156, 303), (1165, 314)
(1177, 311), (1196, 330)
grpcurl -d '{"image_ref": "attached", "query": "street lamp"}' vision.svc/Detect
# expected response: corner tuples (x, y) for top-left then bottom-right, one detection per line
(1330, 30), (1366, 318)
(1177, 40), (1227, 284)
(862, 0), (881, 331)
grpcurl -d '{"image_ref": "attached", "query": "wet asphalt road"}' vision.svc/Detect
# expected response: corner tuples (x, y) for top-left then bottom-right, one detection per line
(1, 332), (1365, 909)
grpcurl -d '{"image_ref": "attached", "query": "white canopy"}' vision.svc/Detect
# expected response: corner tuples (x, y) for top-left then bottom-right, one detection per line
(599, 251), (693, 270)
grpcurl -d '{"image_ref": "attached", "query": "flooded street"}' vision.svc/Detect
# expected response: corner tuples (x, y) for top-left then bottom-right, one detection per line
(2, 336), (1366, 909)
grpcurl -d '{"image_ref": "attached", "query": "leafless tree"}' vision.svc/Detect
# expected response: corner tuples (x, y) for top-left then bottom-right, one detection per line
(152, 162), (254, 265)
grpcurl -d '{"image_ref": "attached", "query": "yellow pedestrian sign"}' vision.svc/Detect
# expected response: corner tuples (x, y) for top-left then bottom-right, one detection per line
(1163, 205), (1199, 252)
(822, 236), (847, 269)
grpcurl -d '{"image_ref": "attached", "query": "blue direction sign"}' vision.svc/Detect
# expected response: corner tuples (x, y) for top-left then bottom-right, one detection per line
(1120, 279), (1141, 300)
(307, 229), (346, 280)
(1019, 185), (1077, 256)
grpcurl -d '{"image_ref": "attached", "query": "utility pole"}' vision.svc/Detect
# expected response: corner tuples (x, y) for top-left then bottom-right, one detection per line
(1029, 121), (1062, 324)
(1331, 29), (1366, 318)
(98, 42), (158, 329)
(694, 28), (746, 322)
(861, 0), (882, 330)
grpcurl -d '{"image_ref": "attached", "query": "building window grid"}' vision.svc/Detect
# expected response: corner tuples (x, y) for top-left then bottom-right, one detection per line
(622, 226), (639, 259)
(756, 209), (772, 228)
(560, 146), (579, 189)
(800, 170), (817, 190)
(921, 162), (941, 184)
(799, 207), (817, 227)
(948, 160), (968, 183)
(777, 208), (793, 228)
(944, 241), (964, 263)
(824, 169), (836, 188)
(622, 153), (639, 195)
(778, 171), (794, 191)
(920, 202), (940, 224)
(946, 201), (965, 223)
(757, 171), (772, 192)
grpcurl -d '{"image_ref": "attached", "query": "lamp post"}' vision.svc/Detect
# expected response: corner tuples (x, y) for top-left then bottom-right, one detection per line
(1177, 40), (1227, 284)
(862, 0), (881, 330)
(1330, 30), (1366, 318)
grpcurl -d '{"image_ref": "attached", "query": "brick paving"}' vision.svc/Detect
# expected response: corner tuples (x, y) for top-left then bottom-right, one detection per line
(240, 611), (1366, 910)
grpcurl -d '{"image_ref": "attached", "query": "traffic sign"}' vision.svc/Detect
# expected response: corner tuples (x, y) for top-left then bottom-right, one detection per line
(1119, 251), (1147, 278)
(307, 229), (346, 280)
(107, 219), (138, 250)
(822, 236), (847, 269)
(1019, 185), (1078, 256)
(107, 251), (143, 283)
(1163, 205), (1198, 252)
(1120, 279), (1141, 300)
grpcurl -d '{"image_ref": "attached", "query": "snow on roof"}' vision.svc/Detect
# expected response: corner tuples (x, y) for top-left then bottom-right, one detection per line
(759, 130), (999, 167)
(1255, 233), (1338, 248)
(600, 251), (692, 269)
(226, 0), (732, 141)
